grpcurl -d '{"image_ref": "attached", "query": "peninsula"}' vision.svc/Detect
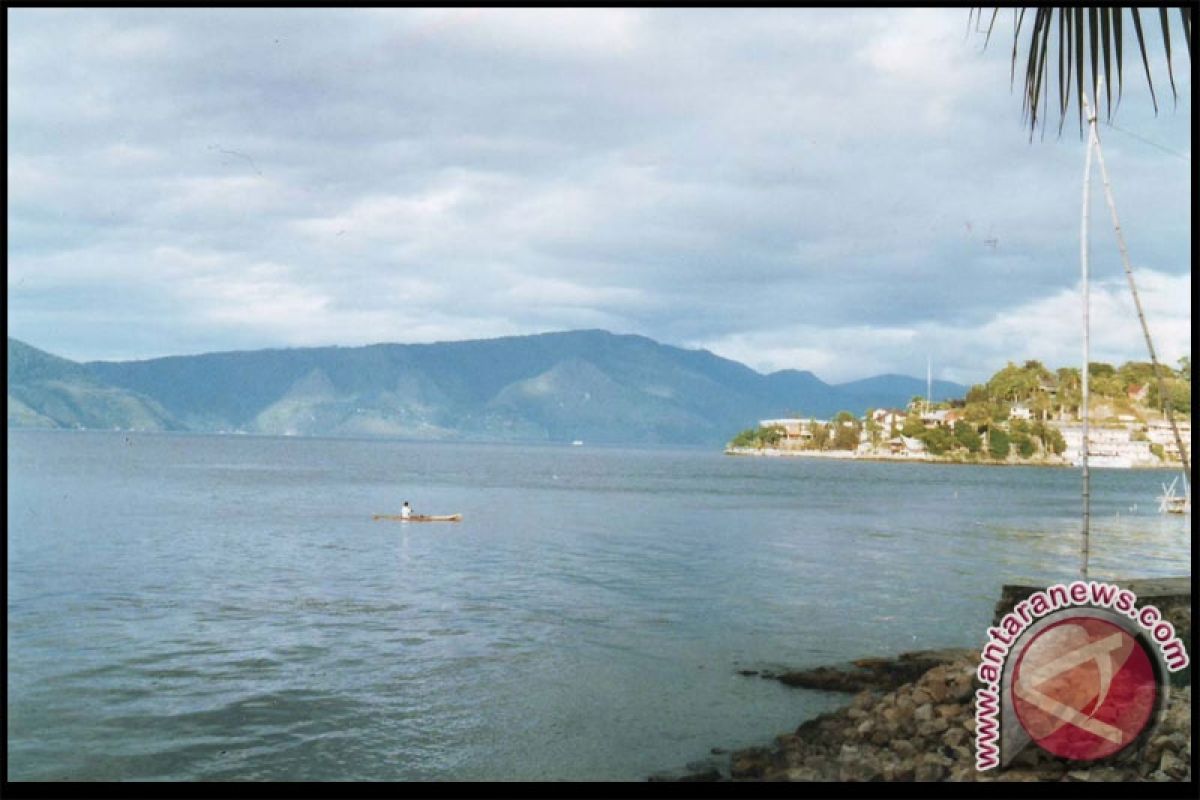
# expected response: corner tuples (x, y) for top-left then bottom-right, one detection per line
(727, 359), (1191, 469)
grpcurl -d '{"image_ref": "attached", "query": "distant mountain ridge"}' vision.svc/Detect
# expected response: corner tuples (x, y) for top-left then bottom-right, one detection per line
(7, 338), (179, 431)
(7, 332), (967, 445)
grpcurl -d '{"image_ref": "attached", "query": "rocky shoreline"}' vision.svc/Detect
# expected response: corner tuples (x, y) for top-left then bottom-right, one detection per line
(749, 647), (975, 693)
(652, 648), (1192, 782)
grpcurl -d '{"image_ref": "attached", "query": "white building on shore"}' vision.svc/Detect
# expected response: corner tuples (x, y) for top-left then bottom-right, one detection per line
(1053, 424), (1158, 468)
(1145, 420), (1192, 461)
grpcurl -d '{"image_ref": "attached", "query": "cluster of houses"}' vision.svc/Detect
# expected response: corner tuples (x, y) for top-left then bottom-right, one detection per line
(755, 407), (1191, 467)
(758, 409), (943, 458)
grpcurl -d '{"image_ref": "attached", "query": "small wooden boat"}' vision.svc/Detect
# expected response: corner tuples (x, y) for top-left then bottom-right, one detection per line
(373, 513), (463, 522)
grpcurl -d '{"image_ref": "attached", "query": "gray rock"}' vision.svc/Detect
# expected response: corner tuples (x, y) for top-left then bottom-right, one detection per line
(914, 761), (946, 781)
(702, 645), (1191, 783)
(942, 727), (968, 748)
(1159, 750), (1187, 779)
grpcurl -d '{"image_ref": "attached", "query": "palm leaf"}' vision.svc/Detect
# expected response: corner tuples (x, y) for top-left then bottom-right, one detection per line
(1159, 7), (1176, 104)
(1129, 8), (1159, 114)
(977, 6), (1190, 136)
(1010, 8), (1026, 87)
(1113, 8), (1124, 105)
(1074, 7), (1085, 135)
(1057, 8), (1069, 125)
(1022, 8), (1043, 123)
(1025, 8), (1052, 132)
(1182, 7), (1192, 58)
(982, 7), (1000, 49)
(1088, 8), (1100, 116)
(1099, 8), (1112, 116)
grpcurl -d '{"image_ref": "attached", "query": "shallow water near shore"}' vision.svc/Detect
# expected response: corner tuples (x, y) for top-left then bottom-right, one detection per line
(7, 429), (1190, 780)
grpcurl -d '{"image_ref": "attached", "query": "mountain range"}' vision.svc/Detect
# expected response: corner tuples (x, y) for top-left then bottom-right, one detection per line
(7, 331), (967, 445)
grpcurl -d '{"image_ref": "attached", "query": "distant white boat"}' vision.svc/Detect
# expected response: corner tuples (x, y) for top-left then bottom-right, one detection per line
(1158, 477), (1191, 515)
(571, 440), (584, 446)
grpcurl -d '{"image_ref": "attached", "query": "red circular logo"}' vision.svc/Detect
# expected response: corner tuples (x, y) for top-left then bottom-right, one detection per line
(1012, 617), (1158, 761)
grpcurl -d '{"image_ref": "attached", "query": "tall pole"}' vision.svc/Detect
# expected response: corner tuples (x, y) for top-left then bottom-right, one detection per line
(1084, 91), (1192, 488)
(1080, 94), (1096, 581)
(927, 356), (932, 414)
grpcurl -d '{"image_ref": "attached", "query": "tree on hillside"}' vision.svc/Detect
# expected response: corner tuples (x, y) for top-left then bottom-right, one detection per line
(1055, 367), (1081, 417)
(809, 421), (830, 450)
(988, 362), (1039, 403)
(921, 426), (954, 456)
(965, 384), (989, 405)
(1034, 421), (1067, 455)
(1029, 389), (1053, 421)
(864, 408), (883, 448)
(988, 428), (1011, 460)
(901, 411), (925, 439)
(1117, 361), (1162, 393)
(963, 402), (992, 430)
(1149, 377), (1192, 417)
(954, 420), (983, 453)
(731, 425), (785, 449)
(832, 411), (861, 450)
(1023, 360), (1052, 380)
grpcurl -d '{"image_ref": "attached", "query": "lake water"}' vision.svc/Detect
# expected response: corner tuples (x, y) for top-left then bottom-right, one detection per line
(6, 430), (1191, 780)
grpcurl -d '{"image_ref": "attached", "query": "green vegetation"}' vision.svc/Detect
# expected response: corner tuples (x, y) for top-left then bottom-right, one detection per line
(960, 358), (1190, 429)
(988, 429), (1010, 460)
(831, 411), (860, 450)
(1031, 421), (1066, 456)
(730, 425), (785, 449)
(921, 426), (953, 456)
(953, 421), (982, 453)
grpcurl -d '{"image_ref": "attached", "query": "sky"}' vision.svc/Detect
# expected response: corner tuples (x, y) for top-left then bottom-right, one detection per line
(6, 8), (1192, 385)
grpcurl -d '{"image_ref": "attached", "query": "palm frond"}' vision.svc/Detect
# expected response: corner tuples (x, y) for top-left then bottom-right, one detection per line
(1159, 7), (1176, 105)
(975, 6), (1191, 136)
(1113, 8), (1124, 106)
(1129, 8), (1160, 114)
(1010, 8), (1027, 87)
(1099, 8), (1112, 116)
(1074, 7), (1086, 135)
(1182, 7), (1192, 58)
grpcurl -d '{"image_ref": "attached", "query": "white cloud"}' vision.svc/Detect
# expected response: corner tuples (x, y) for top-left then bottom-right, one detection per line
(88, 22), (176, 60)
(700, 269), (1190, 385)
(498, 276), (650, 309)
(395, 8), (645, 58)
(7, 156), (62, 202)
(960, 269), (1192, 377)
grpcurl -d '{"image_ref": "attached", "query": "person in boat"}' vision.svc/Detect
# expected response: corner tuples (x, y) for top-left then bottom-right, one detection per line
(400, 501), (412, 520)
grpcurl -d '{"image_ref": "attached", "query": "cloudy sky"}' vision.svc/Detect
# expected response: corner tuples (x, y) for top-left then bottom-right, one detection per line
(7, 8), (1191, 384)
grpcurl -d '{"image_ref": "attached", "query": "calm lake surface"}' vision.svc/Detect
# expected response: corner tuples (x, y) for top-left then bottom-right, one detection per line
(7, 430), (1191, 780)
